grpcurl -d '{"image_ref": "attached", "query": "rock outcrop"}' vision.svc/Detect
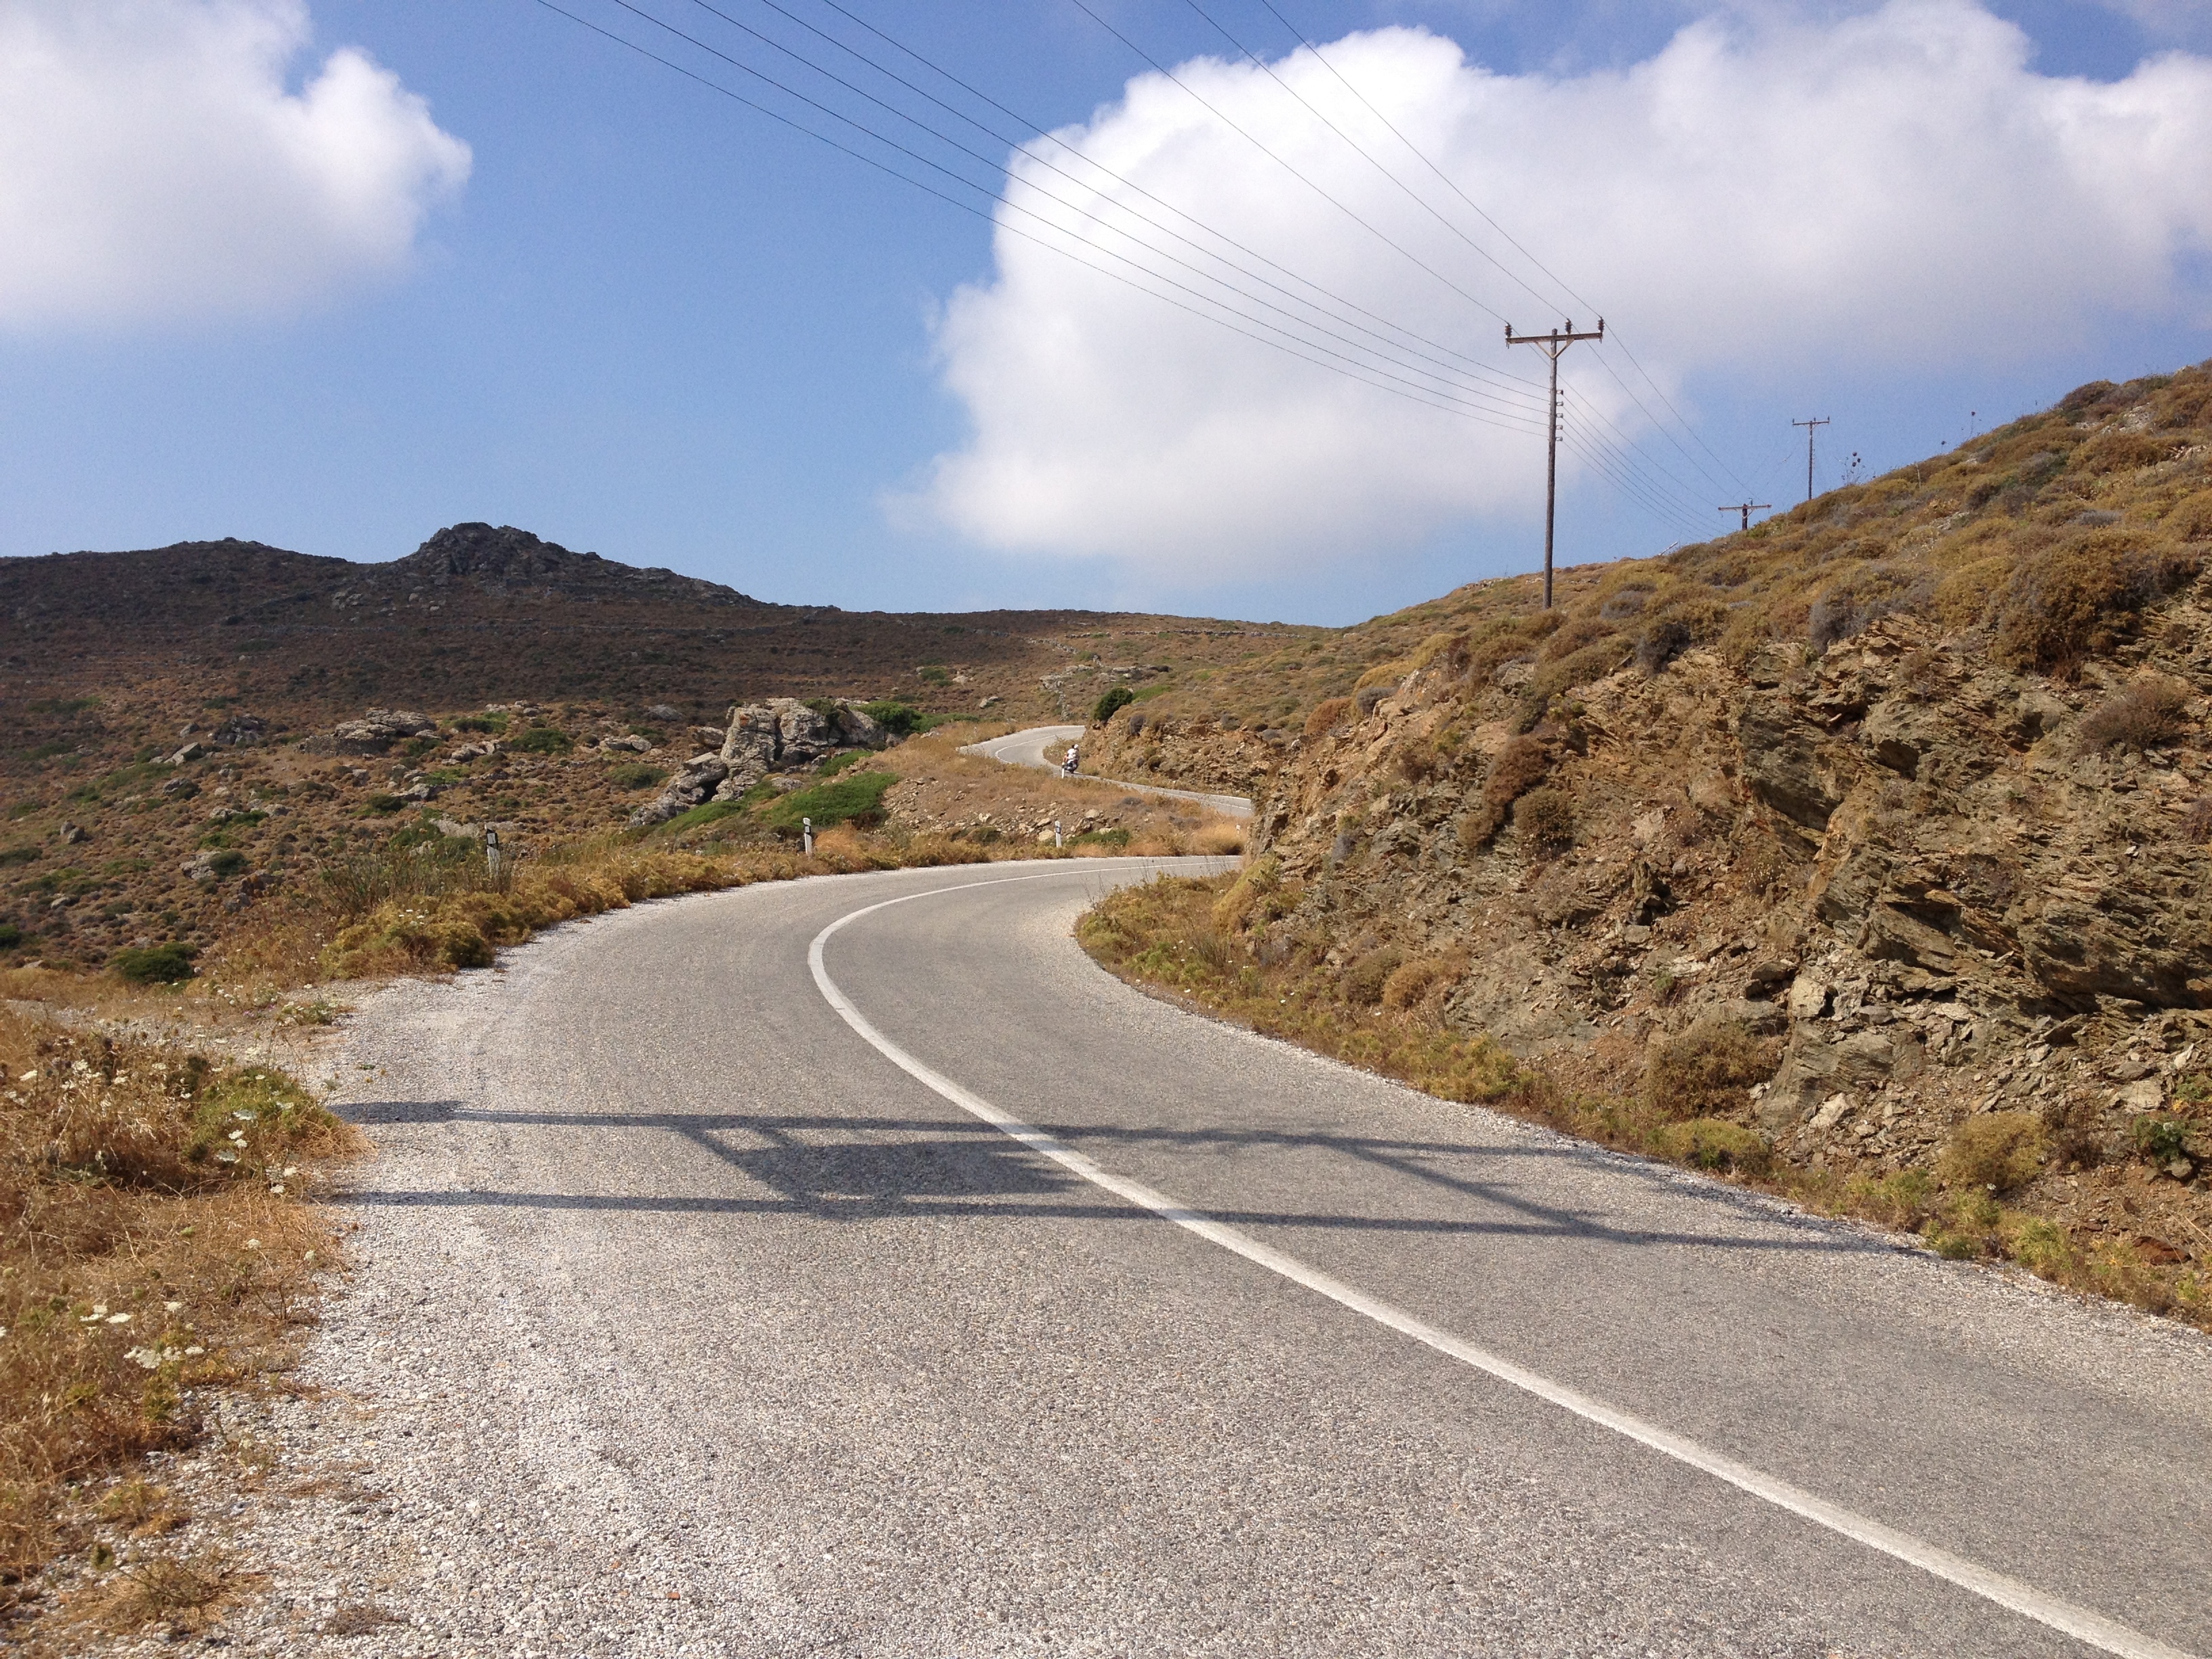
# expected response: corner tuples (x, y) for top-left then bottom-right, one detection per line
(333, 710), (437, 754)
(628, 697), (892, 827)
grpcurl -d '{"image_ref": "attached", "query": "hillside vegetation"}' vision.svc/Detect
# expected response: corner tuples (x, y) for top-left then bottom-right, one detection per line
(1081, 361), (2212, 1324)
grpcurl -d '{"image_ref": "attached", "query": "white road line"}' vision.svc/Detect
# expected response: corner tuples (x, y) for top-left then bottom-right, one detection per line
(808, 874), (2199, 1659)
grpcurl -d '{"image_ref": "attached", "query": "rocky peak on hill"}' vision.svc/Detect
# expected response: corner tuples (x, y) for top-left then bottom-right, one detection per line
(382, 523), (763, 607)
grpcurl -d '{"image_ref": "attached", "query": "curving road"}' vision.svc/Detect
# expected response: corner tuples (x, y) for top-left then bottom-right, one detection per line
(326, 859), (2212, 1658)
(960, 724), (1255, 819)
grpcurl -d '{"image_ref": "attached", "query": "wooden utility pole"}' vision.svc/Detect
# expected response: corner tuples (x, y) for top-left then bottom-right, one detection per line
(1719, 501), (1771, 531)
(1792, 416), (1830, 503)
(1507, 318), (1603, 609)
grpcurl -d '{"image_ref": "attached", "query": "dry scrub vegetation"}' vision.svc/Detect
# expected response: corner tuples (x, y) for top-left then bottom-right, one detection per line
(1084, 874), (2208, 1323)
(0, 1009), (348, 1635)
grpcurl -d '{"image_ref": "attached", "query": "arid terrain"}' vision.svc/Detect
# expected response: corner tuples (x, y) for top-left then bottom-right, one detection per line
(1076, 363), (2212, 1326)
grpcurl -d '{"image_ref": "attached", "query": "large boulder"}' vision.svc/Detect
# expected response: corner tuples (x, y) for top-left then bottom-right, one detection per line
(628, 755), (729, 827)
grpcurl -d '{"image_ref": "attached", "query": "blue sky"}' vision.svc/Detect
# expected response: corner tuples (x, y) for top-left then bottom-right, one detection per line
(2, 0), (2209, 624)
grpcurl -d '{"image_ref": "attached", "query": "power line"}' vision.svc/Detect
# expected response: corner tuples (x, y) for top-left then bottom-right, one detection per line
(529, 0), (1547, 436)
(537, 0), (1706, 545)
(591, 0), (1553, 423)
(1243, 0), (1753, 497)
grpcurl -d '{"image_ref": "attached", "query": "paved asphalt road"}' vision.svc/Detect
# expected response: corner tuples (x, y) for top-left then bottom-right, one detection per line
(958, 724), (1255, 818)
(335, 859), (2212, 1658)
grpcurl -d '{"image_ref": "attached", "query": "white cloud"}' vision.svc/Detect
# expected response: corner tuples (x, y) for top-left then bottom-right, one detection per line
(910, 1), (2212, 584)
(0, 0), (470, 329)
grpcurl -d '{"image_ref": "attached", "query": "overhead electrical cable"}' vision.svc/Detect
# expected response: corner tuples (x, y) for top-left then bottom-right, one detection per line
(1060, 0), (1530, 332)
(1248, 0), (1755, 499)
(531, 0), (1545, 436)
(681, 0), (1544, 405)
(1079, 0), (1718, 527)
(588, 0), (1547, 422)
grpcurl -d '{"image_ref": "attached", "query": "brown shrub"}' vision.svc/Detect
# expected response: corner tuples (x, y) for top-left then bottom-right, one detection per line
(2163, 489), (2212, 541)
(1649, 1118), (1771, 1175)
(1542, 615), (1616, 660)
(2074, 429), (2179, 475)
(1303, 696), (1353, 738)
(1511, 786), (1576, 857)
(2076, 674), (2193, 752)
(1937, 1111), (2049, 1194)
(1341, 945), (1404, 1006)
(1380, 956), (1454, 1012)
(1639, 1018), (1776, 1119)
(1988, 533), (2200, 675)
(1458, 735), (1552, 852)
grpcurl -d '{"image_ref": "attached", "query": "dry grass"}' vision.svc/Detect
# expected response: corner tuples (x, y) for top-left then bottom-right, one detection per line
(1079, 873), (2207, 1328)
(0, 1008), (350, 1612)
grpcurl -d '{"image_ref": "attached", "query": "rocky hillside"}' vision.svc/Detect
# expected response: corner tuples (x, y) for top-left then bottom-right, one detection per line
(1086, 362), (2212, 1310)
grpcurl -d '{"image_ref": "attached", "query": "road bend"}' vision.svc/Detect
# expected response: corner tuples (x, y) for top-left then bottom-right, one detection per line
(333, 858), (2212, 1658)
(959, 724), (1254, 819)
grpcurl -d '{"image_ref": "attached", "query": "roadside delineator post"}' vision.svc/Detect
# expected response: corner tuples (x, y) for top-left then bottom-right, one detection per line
(802, 816), (813, 857)
(485, 826), (501, 886)
(1054, 820), (1063, 848)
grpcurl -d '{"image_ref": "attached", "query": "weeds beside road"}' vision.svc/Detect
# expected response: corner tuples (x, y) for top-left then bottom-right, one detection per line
(1080, 873), (2211, 1330)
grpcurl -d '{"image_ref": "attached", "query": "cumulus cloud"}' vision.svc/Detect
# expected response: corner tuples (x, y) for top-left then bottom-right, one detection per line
(911, 0), (2212, 583)
(0, 0), (470, 329)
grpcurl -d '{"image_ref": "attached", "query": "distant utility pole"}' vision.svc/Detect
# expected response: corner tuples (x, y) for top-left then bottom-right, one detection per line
(1507, 317), (1604, 609)
(1792, 416), (1830, 503)
(1719, 501), (1772, 532)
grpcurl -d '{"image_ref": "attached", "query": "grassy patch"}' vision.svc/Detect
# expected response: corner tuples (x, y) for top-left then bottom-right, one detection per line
(0, 1015), (352, 1604)
(758, 769), (897, 834)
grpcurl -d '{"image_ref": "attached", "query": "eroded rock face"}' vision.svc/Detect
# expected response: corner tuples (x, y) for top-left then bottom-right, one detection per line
(1151, 579), (2212, 1179)
(628, 755), (729, 827)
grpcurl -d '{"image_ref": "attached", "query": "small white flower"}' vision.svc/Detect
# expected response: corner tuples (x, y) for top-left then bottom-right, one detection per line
(106, 1312), (131, 1324)
(244, 1237), (261, 1250)
(125, 1347), (161, 1370)
(184, 1345), (205, 1357)
(164, 1300), (183, 1313)
(282, 1166), (298, 1177)
(268, 1184), (285, 1195)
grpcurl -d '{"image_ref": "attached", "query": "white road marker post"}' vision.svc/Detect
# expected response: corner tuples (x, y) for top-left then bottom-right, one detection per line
(1054, 820), (1063, 848)
(802, 816), (813, 857)
(484, 826), (501, 886)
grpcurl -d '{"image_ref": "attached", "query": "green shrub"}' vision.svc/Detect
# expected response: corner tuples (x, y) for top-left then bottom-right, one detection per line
(0, 846), (39, 865)
(1093, 685), (1136, 724)
(510, 726), (572, 754)
(201, 850), (246, 878)
(1639, 1017), (1774, 1118)
(1937, 1111), (2049, 1193)
(453, 712), (509, 734)
(2133, 1115), (2194, 1165)
(609, 763), (666, 790)
(112, 942), (198, 985)
(363, 794), (405, 815)
(758, 769), (897, 834)
(816, 750), (865, 777)
(1650, 1118), (1771, 1174)
(1988, 535), (2200, 675)
(859, 701), (925, 738)
(918, 664), (952, 685)
(0, 922), (21, 948)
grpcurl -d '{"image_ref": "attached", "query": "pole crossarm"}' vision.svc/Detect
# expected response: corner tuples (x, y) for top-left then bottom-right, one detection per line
(1719, 501), (1773, 531)
(1505, 318), (1605, 609)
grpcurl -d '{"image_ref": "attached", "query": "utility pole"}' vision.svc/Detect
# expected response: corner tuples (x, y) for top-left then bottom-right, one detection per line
(1507, 317), (1604, 609)
(1792, 417), (1830, 504)
(1719, 502), (1772, 532)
